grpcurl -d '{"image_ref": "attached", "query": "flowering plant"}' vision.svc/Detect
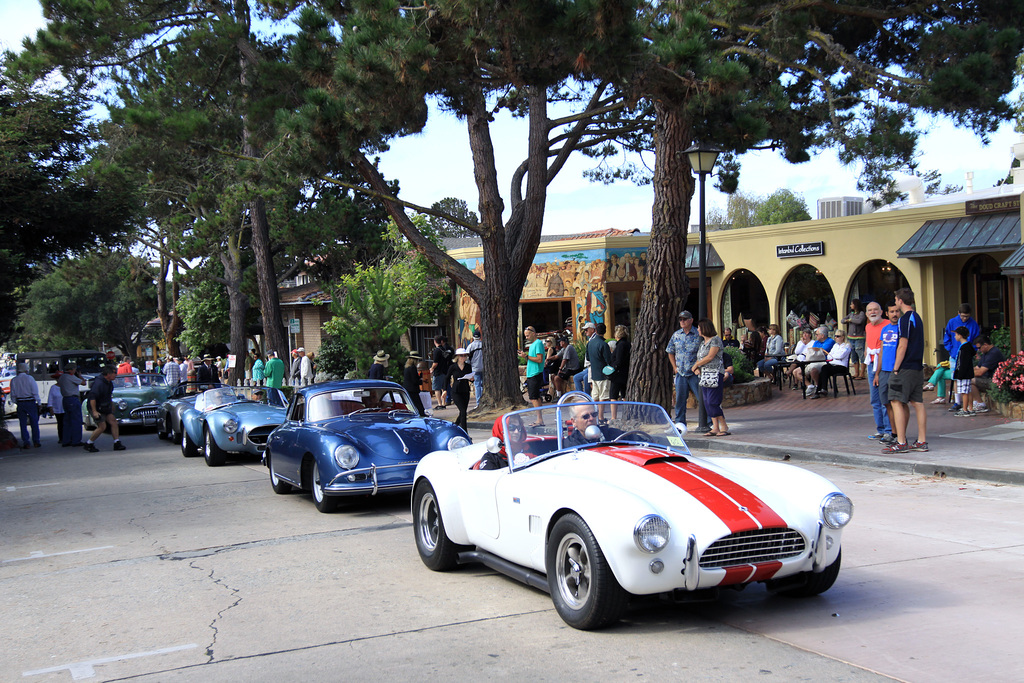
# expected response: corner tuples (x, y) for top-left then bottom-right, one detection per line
(991, 351), (1024, 402)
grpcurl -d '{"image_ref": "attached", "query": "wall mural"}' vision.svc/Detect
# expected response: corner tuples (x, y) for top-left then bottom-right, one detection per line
(454, 248), (648, 342)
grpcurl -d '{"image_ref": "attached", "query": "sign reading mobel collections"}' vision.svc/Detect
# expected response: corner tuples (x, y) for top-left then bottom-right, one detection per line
(776, 241), (825, 258)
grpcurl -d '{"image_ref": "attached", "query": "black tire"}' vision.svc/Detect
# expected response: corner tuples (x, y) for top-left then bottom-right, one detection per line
(181, 428), (199, 458)
(267, 450), (293, 494)
(412, 480), (465, 571)
(546, 513), (628, 630)
(780, 550), (842, 597)
(204, 426), (227, 467)
(311, 460), (339, 512)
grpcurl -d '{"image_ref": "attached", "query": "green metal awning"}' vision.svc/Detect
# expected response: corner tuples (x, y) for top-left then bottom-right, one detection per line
(897, 212), (1021, 258)
(1001, 243), (1024, 276)
(684, 243), (724, 271)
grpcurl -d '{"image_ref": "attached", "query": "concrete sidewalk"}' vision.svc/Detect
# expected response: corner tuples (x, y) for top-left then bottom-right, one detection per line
(464, 381), (1024, 486)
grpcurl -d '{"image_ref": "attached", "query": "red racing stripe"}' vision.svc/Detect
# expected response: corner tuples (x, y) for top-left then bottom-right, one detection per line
(719, 561), (783, 586)
(593, 446), (786, 533)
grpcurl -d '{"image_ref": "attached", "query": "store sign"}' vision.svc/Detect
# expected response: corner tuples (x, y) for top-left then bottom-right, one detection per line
(776, 241), (824, 258)
(965, 196), (1020, 215)
(289, 318), (301, 333)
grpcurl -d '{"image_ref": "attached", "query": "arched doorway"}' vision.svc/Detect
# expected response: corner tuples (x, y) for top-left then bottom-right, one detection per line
(962, 254), (1008, 330)
(721, 269), (770, 331)
(781, 265), (837, 342)
(849, 259), (910, 309)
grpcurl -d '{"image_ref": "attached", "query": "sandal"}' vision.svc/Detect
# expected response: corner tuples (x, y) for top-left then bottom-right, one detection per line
(705, 431), (721, 437)
(930, 397), (946, 405)
(716, 431), (731, 437)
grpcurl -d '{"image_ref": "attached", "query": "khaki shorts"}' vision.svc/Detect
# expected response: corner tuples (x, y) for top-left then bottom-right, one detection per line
(591, 378), (611, 401)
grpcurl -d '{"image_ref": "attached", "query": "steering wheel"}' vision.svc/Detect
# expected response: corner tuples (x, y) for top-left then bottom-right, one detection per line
(614, 430), (654, 443)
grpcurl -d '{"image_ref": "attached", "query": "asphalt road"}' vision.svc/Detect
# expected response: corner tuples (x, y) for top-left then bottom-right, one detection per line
(2, 423), (1022, 682)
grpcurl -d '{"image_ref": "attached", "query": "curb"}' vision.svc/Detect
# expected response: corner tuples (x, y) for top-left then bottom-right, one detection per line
(466, 420), (1024, 487)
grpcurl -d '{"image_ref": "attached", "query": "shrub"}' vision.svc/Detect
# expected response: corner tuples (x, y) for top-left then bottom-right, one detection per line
(724, 346), (754, 384)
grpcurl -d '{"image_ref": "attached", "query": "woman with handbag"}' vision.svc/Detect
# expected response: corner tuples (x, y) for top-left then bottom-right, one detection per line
(691, 318), (730, 436)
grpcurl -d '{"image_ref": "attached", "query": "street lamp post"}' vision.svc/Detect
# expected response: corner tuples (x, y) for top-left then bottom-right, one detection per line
(684, 141), (720, 432)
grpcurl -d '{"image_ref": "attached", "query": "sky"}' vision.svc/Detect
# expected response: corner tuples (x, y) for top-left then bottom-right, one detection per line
(4, 1), (1021, 235)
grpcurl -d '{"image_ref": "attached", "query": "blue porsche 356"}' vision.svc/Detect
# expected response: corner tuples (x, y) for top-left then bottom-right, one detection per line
(264, 380), (471, 512)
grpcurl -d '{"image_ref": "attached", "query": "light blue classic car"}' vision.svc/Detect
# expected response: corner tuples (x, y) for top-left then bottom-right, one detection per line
(180, 386), (288, 466)
(264, 381), (471, 513)
(154, 381), (222, 442)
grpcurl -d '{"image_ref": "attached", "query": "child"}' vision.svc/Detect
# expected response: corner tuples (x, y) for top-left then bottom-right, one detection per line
(952, 325), (976, 417)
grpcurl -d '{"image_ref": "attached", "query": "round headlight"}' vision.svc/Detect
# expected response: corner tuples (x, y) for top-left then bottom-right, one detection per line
(634, 515), (671, 553)
(117, 399), (128, 411)
(222, 418), (238, 434)
(821, 493), (854, 529)
(447, 435), (471, 451)
(333, 444), (359, 470)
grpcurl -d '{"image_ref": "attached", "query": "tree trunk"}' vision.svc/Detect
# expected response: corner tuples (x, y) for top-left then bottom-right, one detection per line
(626, 102), (695, 409)
(249, 196), (288, 361)
(220, 237), (249, 386)
(156, 253), (182, 358)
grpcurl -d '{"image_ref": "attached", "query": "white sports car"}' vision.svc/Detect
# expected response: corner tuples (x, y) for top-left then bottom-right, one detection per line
(412, 394), (853, 630)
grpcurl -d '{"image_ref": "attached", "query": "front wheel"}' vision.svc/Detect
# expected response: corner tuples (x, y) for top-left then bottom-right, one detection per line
(268, 451), (293, 494)
(412, 480), (466, 571)
(204, 426), (227, 467)
(780, 550), (842, 597)
(181, 428), (199, 457)
(546, 513), (628, 630)
(311, 460), (338, 513)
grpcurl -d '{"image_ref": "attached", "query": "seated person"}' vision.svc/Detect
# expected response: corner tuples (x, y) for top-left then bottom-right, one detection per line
(562, 401), (623, 447)
(788, 328), (814, 387)
(970, 335), (1005, 413)
(479, 414), (534, 470)
(813, 331), (852, 397)
(252, 388), (267, 404)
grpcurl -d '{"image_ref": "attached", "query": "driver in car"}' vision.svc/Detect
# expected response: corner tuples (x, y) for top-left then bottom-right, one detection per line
(563, 401), (622, 446)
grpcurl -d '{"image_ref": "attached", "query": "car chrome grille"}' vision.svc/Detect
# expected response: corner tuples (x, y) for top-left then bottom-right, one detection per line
(699, 528), (806, 568)
(129, 406), (161, 419)
(245, 426), (275, 445)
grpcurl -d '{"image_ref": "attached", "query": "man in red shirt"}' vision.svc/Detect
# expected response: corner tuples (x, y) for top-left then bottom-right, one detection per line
(863, 301), (891, 440)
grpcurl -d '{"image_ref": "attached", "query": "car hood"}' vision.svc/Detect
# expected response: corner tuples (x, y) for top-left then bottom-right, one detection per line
(529, 445), (834, 537)
(211, 402), (286, 423)
(114, 387), (167, 404)
(320, 415), (461, 461)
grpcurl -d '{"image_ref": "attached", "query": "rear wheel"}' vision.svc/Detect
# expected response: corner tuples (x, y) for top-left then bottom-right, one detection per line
(181, 428), (199, 457)
(204, 426), (227, 467)
(268, 451), (293, 494)
(546, 513), (628, 630)
(311, 460), (339, 512)
(780, 550), (842, 597)
(412, 480), (464, 571)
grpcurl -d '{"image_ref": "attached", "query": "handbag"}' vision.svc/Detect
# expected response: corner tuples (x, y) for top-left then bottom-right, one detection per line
(699, 365), (719, 388)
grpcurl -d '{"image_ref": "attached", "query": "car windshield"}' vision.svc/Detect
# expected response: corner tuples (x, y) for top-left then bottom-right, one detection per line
(306, 387), (414, 421)
(63, 353), (106, 375)
(498, 400), (688, 471)
(200, 386), (286, 410)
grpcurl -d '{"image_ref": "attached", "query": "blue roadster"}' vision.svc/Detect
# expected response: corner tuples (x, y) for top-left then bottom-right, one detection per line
(180, 386), (288, 466)
(264, 381), (471, 512)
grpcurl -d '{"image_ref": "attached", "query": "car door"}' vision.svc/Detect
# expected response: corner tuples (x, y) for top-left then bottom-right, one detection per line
(271, 393), (305, 482)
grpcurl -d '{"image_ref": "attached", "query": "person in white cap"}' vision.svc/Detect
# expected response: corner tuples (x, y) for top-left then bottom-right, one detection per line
(442, 347), (473, 430)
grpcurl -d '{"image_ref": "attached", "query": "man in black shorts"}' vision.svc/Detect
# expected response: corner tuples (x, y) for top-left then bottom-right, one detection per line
(884, 287), (928, 454)
(84, 365), (126, 452)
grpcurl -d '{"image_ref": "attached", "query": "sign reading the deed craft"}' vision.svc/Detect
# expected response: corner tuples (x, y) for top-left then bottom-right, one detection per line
(776, 241), (824, 258)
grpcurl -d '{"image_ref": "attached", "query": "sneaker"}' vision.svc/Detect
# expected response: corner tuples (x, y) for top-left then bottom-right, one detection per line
(973, 403), (989, 414)
(867, 433), (885, 440)
(954, 409), (976, 417)
(880, 433), (896, 444)
(113, 442), (127, 451)
(804, 384), (816, 397)
(882, 441), (909, 454)
(83, 443), (99, 452)
(947, 403), (961, 412)
(910, 441), (929, 452)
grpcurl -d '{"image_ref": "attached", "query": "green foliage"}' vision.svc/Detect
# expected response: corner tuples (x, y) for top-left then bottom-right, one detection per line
(723, 346), (753, 384)
(16, 251), (156, 355)
(991, 327), (1014, 360)
(177, 280), (230, 355)
(312, 335), (356, 380)
(752, 189), (811, 225)
(427, 198), (479, 239)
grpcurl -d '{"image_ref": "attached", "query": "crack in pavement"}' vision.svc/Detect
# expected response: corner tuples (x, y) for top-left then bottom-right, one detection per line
(189, 561), (243, 663)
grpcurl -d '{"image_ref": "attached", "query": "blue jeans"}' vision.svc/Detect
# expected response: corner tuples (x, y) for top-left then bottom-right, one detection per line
(869, 364), (891, 435)
(573, 368), (591, 394)
(473, 373), (484, 404)
(62, 395), (84, 445)
(17, 400), (40, 446)
(674, 373), (708, 428)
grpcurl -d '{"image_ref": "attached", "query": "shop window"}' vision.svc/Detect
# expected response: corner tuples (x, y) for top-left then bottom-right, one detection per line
(722, 270), (770, 331)
(781, 265), (836, 342)
(849, 259), (909, 310)
(962, 255), (1007, 330)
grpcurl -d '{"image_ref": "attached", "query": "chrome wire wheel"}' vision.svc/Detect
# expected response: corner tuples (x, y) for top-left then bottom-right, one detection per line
(554, 531), (592, 609)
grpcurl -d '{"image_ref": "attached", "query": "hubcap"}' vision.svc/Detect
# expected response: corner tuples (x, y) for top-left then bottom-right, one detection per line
(417, 492), (439, 552)
(556, 532), (591, 609)
(313, 463), (324, 502)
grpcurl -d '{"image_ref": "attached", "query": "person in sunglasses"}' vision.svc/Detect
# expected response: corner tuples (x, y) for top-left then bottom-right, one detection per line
(480, 414), (536, 470)
(563, 400), (622, 447)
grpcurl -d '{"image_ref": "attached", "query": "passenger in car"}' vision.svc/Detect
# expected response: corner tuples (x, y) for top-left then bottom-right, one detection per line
(480, 415), (535, 470)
